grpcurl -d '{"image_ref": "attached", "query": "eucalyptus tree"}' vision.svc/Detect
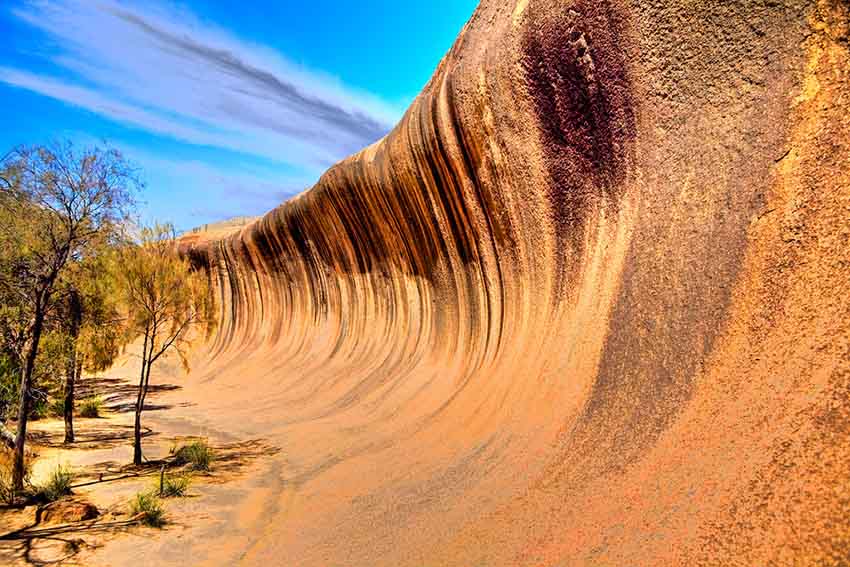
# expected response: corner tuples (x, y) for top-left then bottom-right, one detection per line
(60, 250), (124, 443)
(116, 224), (211, 466)
(0, 143), (137, 491)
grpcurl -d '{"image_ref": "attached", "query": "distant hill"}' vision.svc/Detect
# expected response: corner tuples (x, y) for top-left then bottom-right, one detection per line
(182, 216), (259, 241)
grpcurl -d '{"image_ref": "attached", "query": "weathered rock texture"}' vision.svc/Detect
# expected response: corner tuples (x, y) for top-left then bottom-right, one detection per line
(183, 0), (850, 564)
(38, 500), (99, 525)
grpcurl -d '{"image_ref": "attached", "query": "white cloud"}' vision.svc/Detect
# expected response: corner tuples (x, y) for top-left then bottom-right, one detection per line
(4, 0), (402, 170)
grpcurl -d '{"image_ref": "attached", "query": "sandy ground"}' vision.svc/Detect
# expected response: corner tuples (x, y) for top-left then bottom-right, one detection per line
(0, 353), (282, 567)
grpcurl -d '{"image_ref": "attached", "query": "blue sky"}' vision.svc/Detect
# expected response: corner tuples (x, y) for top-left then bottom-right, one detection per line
(0, 0), (477, 230)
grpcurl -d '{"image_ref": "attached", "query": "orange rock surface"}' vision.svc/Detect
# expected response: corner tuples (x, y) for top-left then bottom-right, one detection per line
(181, 0), (850, 564)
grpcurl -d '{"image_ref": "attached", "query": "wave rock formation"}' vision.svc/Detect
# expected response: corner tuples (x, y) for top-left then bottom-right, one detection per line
(183, 0), (850, 564)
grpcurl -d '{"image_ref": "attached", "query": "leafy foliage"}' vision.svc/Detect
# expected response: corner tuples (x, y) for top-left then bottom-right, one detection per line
(78, 396), (103, 418)
(129, 491), (165, 527)
(117, 224), (212, 372)
(172, 439), (213, 471)
(35, 463), (74, 502)
(66, 248), (125, 374)
(48, 396), (65, 418)
(0, 331), (70, 421)
(0, 143), (137, 336)
(0, 354), (19, 421)
(115, 224), (211, 465)
(0, 142), (138, 489)
(32, 330), (71, 398)
(157, 472), (190, 497)
(28, 397), (49, 421)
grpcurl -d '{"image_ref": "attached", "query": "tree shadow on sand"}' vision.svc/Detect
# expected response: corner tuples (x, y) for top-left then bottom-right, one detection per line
(0, 439), (280, 566)
(1, 369), (280, 565)
(0, 516), (142, 566)
(201, 439), (281, 481)
(28, 425), (156, 452)
(78, 376), (189, 414)
(62, 439), (282, 491)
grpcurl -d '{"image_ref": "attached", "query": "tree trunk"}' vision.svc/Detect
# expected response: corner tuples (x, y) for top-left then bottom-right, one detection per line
(133, 358), (146, 465)
(133, 327), (150, 466)
(134, 361), (155, 465)
(133, 400), (143, 465)
(13, 304), (46, 491)
(63, 290), (82, 444)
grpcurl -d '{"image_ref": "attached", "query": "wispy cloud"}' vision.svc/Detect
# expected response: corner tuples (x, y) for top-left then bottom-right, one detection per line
(3, 0), (401, 170)
(83, 142), (316, 230)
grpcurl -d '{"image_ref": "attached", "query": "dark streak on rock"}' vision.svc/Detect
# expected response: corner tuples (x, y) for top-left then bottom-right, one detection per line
(522, 0), (636, 282)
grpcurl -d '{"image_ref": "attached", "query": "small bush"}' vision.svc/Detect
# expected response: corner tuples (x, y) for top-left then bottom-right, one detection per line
(173, 439), (213, 471)
(156, 473), (190, 498)
(29, 397), (49, 421)
(49, 397), (66, 418)
(129, 492), (164, 527)
(36, 463), (74, 502)
(78, 396), (103, 418)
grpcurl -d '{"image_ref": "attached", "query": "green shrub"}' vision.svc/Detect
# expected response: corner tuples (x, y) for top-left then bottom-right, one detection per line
(78, 396), (103, 418)
(129, 492), (164, 527)
(36, 463), (74, 502)
(29, 396), (49, 420)
(49, 397), (66, 418)
(173, 439), (213, 471)
(156, 472), (190, 498)
(0, 354), (19, 421)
